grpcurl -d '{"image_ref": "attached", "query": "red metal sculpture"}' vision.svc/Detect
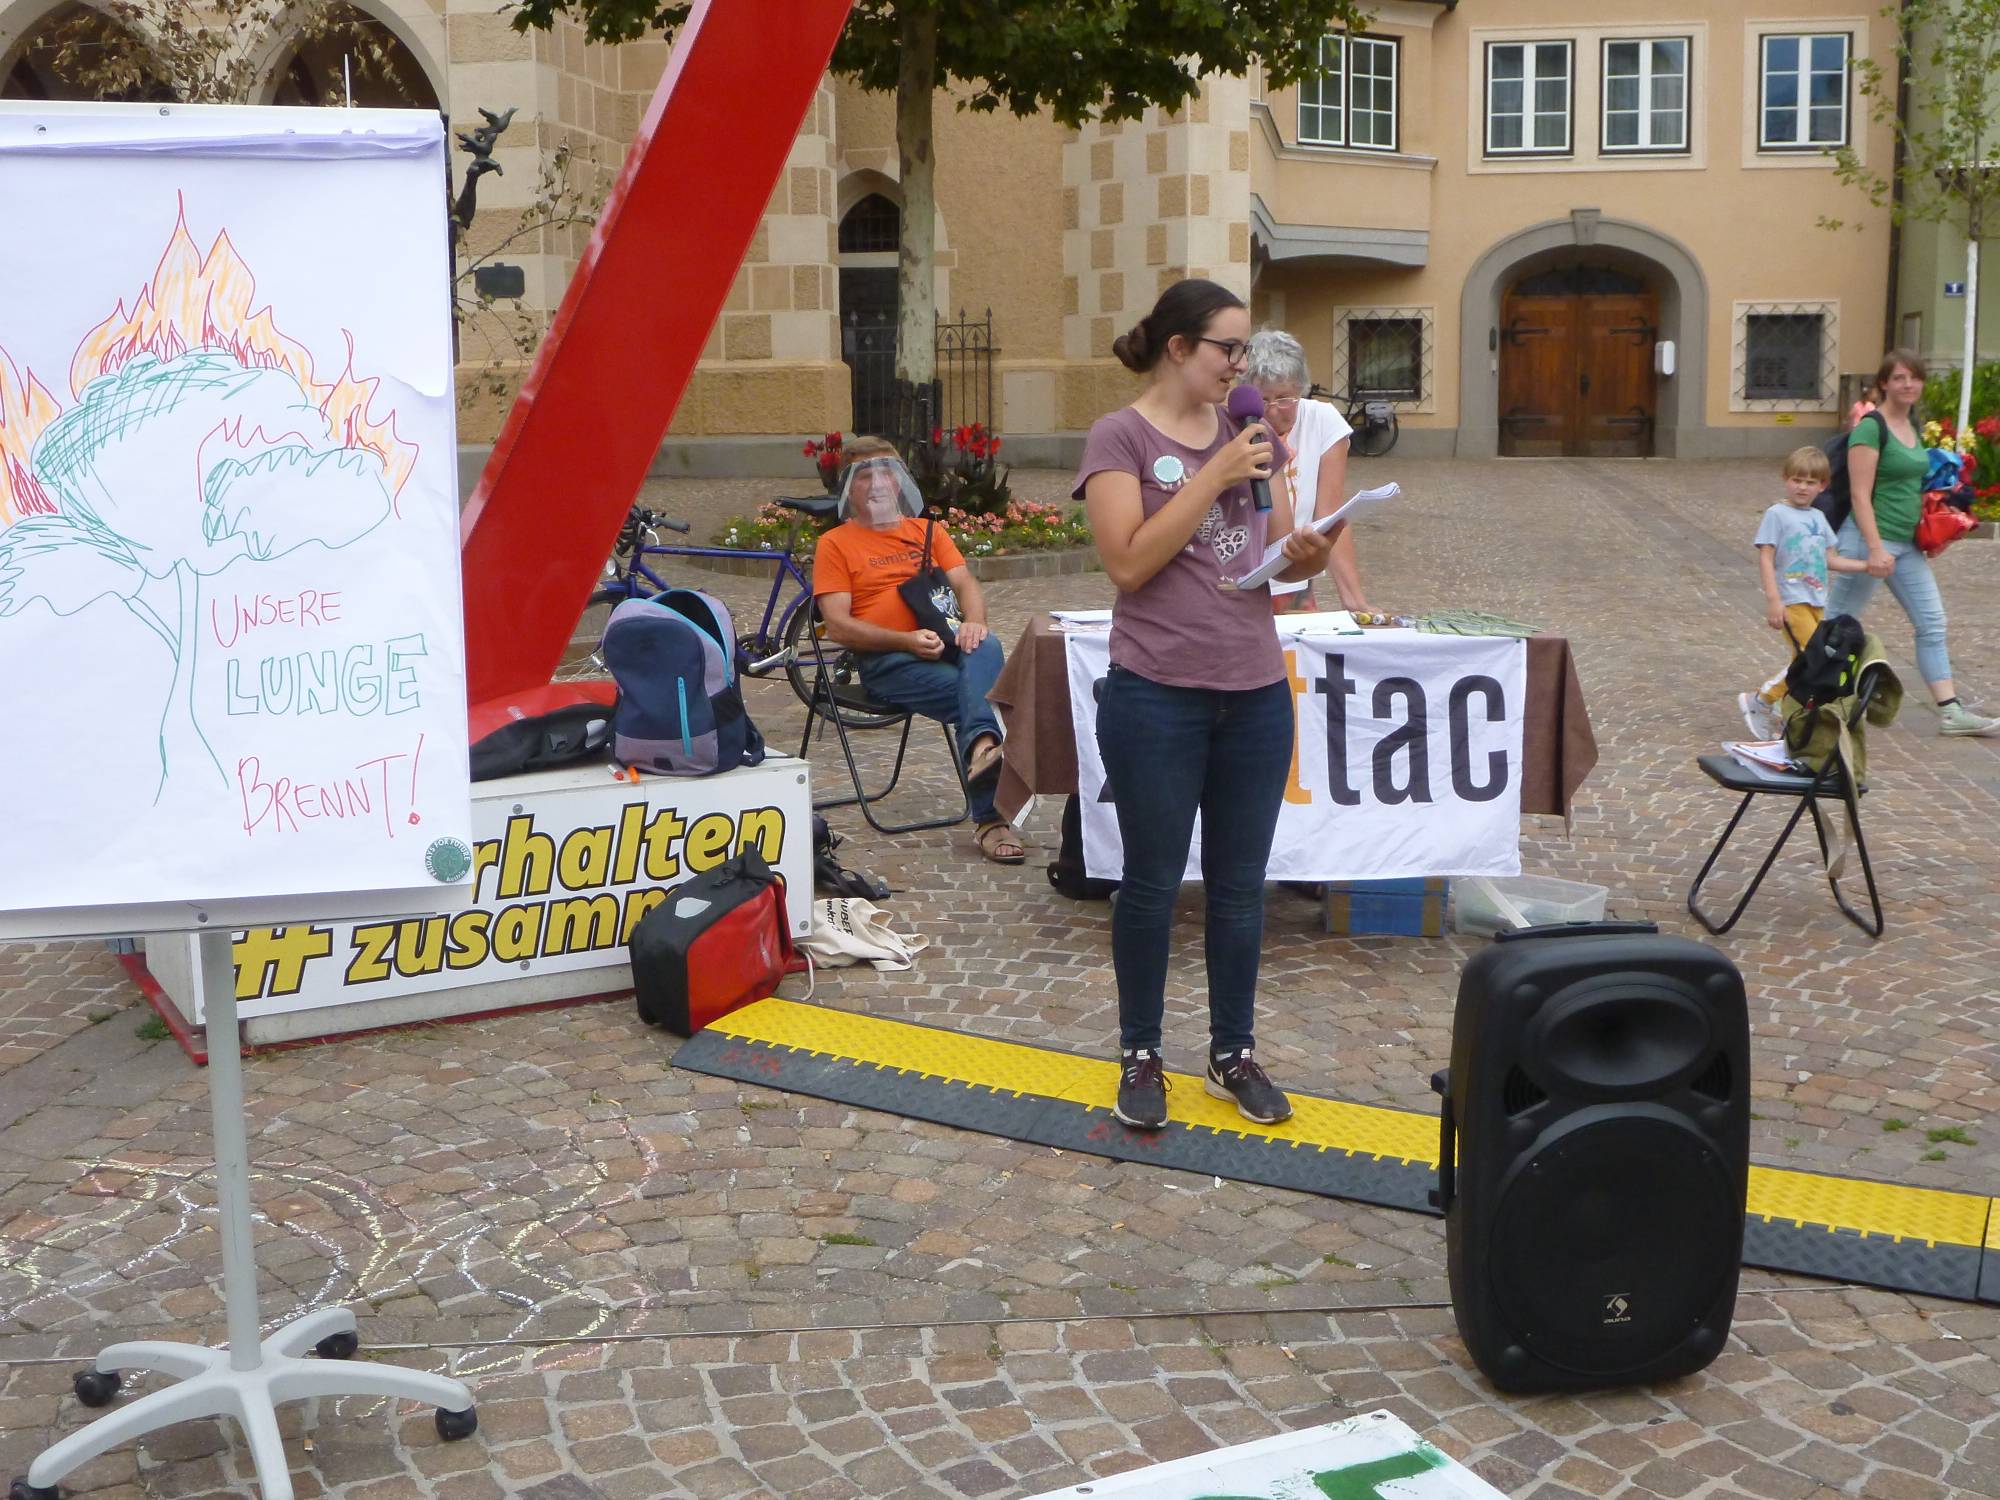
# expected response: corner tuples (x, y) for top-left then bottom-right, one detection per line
(459, 0), (852, 734)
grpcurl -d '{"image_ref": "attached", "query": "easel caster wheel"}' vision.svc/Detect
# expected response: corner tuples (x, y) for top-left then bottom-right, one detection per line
(314, 1331), (360, 1360)
(11, 1478), (61, 1500)
(73, 1368), (121, 1408)
(435, 1407), (478, 1442)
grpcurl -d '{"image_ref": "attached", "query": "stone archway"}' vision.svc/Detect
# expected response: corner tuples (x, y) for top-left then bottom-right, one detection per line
(1, 0), (176, 100)
(1458, 212), (1708, 458)
(260, 0), (443, 110)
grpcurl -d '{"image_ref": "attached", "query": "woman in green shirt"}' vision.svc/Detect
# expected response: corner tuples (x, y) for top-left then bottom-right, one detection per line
(1829, 350), (1997, 736)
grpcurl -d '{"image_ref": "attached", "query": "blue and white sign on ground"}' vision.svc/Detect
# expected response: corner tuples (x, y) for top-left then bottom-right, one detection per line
(1023, 1410), (1507, 1499)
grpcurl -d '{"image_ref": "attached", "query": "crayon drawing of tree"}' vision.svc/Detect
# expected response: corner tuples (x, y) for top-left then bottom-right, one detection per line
(0, 199), (416, 803)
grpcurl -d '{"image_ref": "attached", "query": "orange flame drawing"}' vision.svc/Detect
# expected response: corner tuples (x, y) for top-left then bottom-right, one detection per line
(0, 348), (59, 525)
(65, 196), (418, 500)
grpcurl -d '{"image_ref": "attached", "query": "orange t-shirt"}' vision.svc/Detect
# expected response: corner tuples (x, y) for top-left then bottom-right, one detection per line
(812, 518), (965, 633)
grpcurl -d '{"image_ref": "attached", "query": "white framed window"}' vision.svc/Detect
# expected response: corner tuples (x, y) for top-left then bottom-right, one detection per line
(1298, 34), (1400, 152)
(1486, 40), (1572, 155)
(1299, 36), (1346, 145)
(1760, 33), (1849, 150)
(1603, 37), (1689, 153)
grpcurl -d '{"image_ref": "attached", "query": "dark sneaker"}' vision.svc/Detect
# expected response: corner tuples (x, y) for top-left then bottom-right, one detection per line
(1114, 1049), (1170, 1129)
(1205, 1049), (1293, 1124)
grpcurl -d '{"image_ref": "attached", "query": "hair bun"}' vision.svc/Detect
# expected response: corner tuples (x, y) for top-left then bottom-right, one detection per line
(1111, 320), (1153, 372)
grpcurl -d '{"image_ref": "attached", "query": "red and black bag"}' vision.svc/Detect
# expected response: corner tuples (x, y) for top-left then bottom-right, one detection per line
(630, 849), (796, 1036)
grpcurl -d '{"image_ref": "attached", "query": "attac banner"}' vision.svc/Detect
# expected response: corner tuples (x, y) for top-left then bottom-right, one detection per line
(1065, 630), (1526, 881)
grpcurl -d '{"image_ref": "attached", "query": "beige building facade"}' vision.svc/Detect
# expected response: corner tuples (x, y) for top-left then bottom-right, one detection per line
(3, 0), (1901, 464)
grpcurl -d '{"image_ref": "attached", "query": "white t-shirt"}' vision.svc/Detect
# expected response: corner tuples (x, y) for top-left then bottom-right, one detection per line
(1271, 398), (1354, 596)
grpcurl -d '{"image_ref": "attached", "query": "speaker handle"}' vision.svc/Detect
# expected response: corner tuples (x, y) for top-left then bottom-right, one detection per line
(1428, 1068), (1454, 1212)
(1494, 919), (1659, 944)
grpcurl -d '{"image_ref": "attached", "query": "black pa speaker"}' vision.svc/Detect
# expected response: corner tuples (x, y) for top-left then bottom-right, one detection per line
(1432, 921), (1749, 1393)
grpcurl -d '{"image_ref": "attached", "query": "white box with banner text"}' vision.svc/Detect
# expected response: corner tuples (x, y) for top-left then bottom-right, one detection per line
(142, 756), (813, 1045)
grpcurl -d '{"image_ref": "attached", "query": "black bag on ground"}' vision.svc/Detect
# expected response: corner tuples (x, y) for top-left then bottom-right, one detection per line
(1047, 793), (1118, 901)
(813, 815), (891, 900)
(470, 702), (614, 781)
(1811, 409), (1885, 534)
(895, 515), (964, 665)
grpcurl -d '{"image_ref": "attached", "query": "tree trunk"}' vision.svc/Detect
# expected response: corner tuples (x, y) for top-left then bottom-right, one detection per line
(894, 5), (938, 393)
(152, 561), (228, 801)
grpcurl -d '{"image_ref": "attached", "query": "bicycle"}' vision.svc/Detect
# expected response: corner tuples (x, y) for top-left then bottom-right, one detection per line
(1309, 384), (1400, 458)
(580, 497), (900, 727)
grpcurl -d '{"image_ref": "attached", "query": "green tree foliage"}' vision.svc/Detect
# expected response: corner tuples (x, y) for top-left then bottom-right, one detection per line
(1829, 0), (2000, 429)
(508, 0), (1368, 390)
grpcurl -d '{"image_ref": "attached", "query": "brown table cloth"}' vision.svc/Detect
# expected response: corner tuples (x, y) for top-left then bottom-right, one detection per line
(987, 618), (1597, 825)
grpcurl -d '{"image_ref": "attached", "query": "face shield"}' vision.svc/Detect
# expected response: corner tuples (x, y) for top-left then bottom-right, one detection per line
(839, 454), (925, 530)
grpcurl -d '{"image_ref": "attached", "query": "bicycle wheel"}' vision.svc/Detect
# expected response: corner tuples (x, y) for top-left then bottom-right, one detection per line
(782, 600), (902, 729)
(1350, 405), (1399, 458)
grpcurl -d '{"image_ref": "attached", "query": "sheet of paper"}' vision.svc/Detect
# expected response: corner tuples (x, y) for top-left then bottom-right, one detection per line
(1723, 739), (1805, 774)
(1231, 482), (1401, 590)
(1276, 610), (1363, 636)
(0, 103), (471, 921)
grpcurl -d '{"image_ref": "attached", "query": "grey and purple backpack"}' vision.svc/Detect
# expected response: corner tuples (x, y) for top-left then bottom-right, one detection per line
(604, 589), (765, 775)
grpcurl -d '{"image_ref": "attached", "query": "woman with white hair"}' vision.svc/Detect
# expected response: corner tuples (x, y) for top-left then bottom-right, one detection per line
(1241, 330), (1375, 616)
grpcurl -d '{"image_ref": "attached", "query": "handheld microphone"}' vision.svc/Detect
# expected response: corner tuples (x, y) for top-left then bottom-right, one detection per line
(1224, 385), (1273, 512)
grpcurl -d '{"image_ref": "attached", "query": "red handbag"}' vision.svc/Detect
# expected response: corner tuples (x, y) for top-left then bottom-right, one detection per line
(1915, 491), (1977, 557)
(629, 850), (797, 1036)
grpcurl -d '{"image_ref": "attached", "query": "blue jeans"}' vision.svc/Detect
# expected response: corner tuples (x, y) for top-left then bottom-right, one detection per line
(1095, 667), (1293, 1056)
(857, 634), (1005, 822)
(1827, 520), (1951, 686)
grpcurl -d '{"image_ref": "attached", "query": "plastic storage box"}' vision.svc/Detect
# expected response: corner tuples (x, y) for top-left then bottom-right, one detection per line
(1451, 874), (1608, 936)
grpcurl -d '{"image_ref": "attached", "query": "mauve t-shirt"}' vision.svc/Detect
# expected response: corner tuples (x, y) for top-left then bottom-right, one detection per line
(1071, 404), (1284, 690)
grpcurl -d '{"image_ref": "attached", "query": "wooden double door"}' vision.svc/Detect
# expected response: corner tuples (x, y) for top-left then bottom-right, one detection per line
(1499, 275), (1659, 457)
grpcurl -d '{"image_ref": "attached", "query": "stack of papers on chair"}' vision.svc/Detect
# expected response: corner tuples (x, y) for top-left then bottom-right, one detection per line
(1724, 739), (1805, 775)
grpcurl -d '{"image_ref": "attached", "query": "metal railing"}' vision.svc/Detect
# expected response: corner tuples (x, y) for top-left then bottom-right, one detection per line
(844, 308), (998, 454)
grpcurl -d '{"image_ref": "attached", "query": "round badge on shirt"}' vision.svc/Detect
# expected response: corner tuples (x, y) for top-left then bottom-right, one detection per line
(1152, 454), (1186, 486)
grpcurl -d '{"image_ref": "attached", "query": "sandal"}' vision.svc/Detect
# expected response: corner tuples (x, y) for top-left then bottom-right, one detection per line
(965, 735), (1004, 786)
(975, 819), (1026, 865)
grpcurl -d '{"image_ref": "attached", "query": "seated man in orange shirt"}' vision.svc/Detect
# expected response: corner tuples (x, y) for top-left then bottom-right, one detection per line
(812, 438), (1023, 864)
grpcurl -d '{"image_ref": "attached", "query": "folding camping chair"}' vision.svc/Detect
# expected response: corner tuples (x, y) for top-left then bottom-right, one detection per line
(1686, 661), (1885, 939)
(793, 597), (971, 836)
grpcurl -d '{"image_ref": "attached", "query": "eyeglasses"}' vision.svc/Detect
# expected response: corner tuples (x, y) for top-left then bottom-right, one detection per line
(1198, 337), (1250, 365)
(1263, 396), (1302, 411)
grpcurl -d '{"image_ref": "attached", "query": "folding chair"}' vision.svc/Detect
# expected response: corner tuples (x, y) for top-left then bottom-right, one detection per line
(1686, 663), (1885, 939)
(793, 597), (971, 836)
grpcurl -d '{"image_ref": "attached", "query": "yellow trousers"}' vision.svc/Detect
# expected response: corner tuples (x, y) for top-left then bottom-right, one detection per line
(1758, 603), (1824, 704)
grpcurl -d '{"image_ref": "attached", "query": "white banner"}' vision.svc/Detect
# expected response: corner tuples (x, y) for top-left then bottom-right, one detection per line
(151, 759), (813, 1028)
(1066, 629), (1526, 881)
(0, 105), (468, 924)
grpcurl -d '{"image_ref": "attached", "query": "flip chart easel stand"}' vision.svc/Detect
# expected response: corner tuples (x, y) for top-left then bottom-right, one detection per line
(10, 931), (477, 1500)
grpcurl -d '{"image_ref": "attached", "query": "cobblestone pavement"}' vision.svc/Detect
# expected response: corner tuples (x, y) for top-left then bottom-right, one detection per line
(1, 458), (1995, 1500)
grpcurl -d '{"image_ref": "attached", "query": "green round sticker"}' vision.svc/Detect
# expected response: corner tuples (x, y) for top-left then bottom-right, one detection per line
(425, 837), (472, 883)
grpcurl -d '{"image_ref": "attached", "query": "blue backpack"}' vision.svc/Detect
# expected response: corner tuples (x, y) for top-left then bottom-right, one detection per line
(604, 589), (765, 775)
